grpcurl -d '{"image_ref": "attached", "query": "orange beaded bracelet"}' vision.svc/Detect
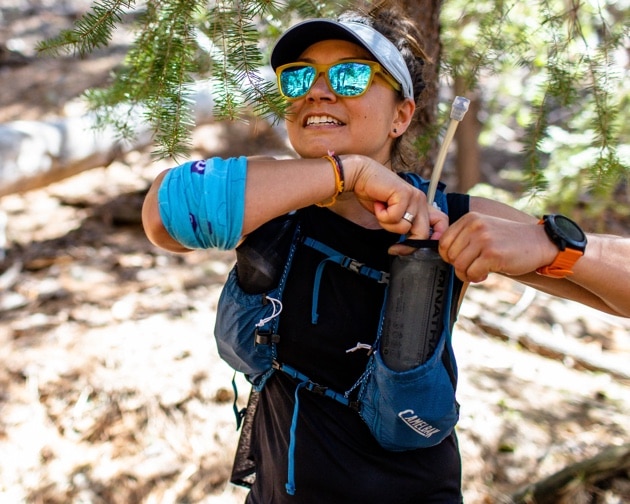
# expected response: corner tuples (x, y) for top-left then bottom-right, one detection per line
(316, 154), (345, 207)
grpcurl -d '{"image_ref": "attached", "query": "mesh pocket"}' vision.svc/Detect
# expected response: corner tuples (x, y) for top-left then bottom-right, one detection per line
(359, 335), (459, 451)
(214, 268), (278, 384)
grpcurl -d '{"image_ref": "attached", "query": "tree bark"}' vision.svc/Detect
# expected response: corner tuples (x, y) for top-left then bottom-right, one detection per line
(454, 77), (481, 192)
(401, 0), (443, 174)
(403, 0), (442, 127)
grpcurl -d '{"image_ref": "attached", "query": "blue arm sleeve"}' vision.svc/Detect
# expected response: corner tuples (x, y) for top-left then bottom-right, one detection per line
(157, 156), (247, 250)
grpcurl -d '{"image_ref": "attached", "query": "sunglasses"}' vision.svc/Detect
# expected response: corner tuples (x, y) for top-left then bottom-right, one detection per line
(275, 60), (402, 100)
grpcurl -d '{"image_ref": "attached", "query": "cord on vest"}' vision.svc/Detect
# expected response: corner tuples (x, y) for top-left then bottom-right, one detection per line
(345, 342), (373, 354)
(255, 296), (283, 327)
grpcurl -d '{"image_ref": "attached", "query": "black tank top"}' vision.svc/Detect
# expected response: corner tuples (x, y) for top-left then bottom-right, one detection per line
(233, 193), (469, 503)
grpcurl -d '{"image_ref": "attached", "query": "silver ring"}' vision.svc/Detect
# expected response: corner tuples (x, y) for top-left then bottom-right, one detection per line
(402, 211), (415, 224)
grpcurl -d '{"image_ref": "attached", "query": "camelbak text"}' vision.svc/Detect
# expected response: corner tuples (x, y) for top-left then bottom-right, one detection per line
(398, 409), (441, 438)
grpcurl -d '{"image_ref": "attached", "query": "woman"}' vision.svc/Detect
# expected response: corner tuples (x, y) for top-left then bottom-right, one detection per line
(142, 4), (630, 503)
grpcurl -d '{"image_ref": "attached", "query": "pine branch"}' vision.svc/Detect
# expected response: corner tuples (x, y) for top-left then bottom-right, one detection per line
(86, 0), (204, 159)
(226, 5), (286, 120)
(521, 92), (550, 194)
(36, 0), (136, 56)
(570, 3), (628, 187)
(204, 1), (287, 123)
(35, 0), (627, 192)
(36, 0), (351, 158)
(144, 0), (200, 158)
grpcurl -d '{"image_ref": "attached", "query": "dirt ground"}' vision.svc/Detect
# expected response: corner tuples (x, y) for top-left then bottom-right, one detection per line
(1, 3), (629, 503)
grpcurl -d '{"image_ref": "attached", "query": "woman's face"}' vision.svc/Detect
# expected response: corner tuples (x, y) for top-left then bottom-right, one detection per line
(284, 39), (411, 165)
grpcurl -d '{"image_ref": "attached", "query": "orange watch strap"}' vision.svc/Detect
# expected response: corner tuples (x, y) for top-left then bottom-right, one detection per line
(536, 247), (583, 278)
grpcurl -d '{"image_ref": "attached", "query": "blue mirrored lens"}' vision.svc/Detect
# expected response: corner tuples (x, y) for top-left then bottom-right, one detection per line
(328, 62), (372, 96)
(280, 66), (316, 98)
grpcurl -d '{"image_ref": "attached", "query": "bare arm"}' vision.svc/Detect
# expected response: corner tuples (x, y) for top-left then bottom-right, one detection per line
(439, 196), (630, 318)
(142, 155), (447, 253)
(142, 169), (189, 252)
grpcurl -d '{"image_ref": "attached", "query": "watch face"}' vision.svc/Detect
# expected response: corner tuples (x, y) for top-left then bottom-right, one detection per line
(555, 215), (586, 242)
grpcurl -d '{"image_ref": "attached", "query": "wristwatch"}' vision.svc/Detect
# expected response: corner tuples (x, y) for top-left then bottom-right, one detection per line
(536, 214), (587, 278)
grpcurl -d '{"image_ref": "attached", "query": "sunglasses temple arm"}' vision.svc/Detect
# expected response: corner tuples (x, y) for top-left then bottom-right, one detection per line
(427, 96), (471, 206)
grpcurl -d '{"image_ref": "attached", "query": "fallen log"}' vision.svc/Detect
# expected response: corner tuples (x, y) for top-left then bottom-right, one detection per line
(470, 308), (630, 381)
(511, 443), (630, 504)
(0, 80), (289, 198)
(0, 96), (164, 199)
(0, 115), (145, 197)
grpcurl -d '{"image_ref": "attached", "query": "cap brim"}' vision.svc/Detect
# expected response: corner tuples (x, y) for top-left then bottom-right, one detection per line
(271, 20), (373, 70)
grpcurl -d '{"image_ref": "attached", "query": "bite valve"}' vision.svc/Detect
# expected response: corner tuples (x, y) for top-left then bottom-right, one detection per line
(450, 96), (471, 122)
(427, 95), (472, 205)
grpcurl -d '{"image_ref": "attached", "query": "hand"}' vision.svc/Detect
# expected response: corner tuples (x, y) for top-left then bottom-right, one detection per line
(387, 203), (449, 256)
(343, 155), (448, 240)
(438, 212), (555, 282)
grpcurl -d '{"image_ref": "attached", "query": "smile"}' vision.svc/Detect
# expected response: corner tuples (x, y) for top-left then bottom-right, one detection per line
(305, 115), (344, 126)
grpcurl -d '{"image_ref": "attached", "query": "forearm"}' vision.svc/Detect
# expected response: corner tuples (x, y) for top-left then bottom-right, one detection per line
(509, 229), (630, 318)
(142, 155), (365, 252)
(241, 156), (350, 234)
(567, 233), (630, 317)
(458, 197), (630, 318)
(142, 154), (441, 253)
(142, 154), (435, 253)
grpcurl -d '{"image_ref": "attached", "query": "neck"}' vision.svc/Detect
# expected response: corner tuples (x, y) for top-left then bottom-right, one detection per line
(329, 194), (382, 229)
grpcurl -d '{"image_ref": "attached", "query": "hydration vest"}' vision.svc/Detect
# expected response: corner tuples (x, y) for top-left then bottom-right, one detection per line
(214, 173), (461, 495)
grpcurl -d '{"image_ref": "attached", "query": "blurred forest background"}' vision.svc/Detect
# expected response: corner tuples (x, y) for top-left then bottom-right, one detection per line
(0, 1), (629, 503)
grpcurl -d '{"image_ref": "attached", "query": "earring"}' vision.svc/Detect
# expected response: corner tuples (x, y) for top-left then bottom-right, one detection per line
(393, 128), (398, 134)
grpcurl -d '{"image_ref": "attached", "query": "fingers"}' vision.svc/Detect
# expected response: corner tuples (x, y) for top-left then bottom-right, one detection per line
(382, 200), (434, 238)
(388, 199), (449, 256)
(427, 204), (449, 240)
(388, 242), (419, 256)
(439, 215), (487, 282)
(348, 155), (448, 239)
(439, 212), (530, 282)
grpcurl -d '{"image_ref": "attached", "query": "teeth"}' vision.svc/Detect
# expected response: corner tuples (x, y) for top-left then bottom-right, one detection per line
(306, 115), (342, 126)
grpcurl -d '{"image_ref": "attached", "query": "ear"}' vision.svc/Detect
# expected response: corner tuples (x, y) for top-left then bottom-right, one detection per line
(390, 98), (415, 137)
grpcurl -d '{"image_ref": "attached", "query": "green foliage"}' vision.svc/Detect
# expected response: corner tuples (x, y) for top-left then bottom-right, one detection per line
(199, 1), (292, 124)
(37, 0), (135, 57)
(441, 0), (629, 215)
(37, 0), (629, 215)
(37, 0), (350, 159)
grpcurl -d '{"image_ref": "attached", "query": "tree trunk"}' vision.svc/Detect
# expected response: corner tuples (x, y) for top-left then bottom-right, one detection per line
(454, 77), (481, 192)
(402, 1), (481, 192)
(401, 0), (443, 174)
